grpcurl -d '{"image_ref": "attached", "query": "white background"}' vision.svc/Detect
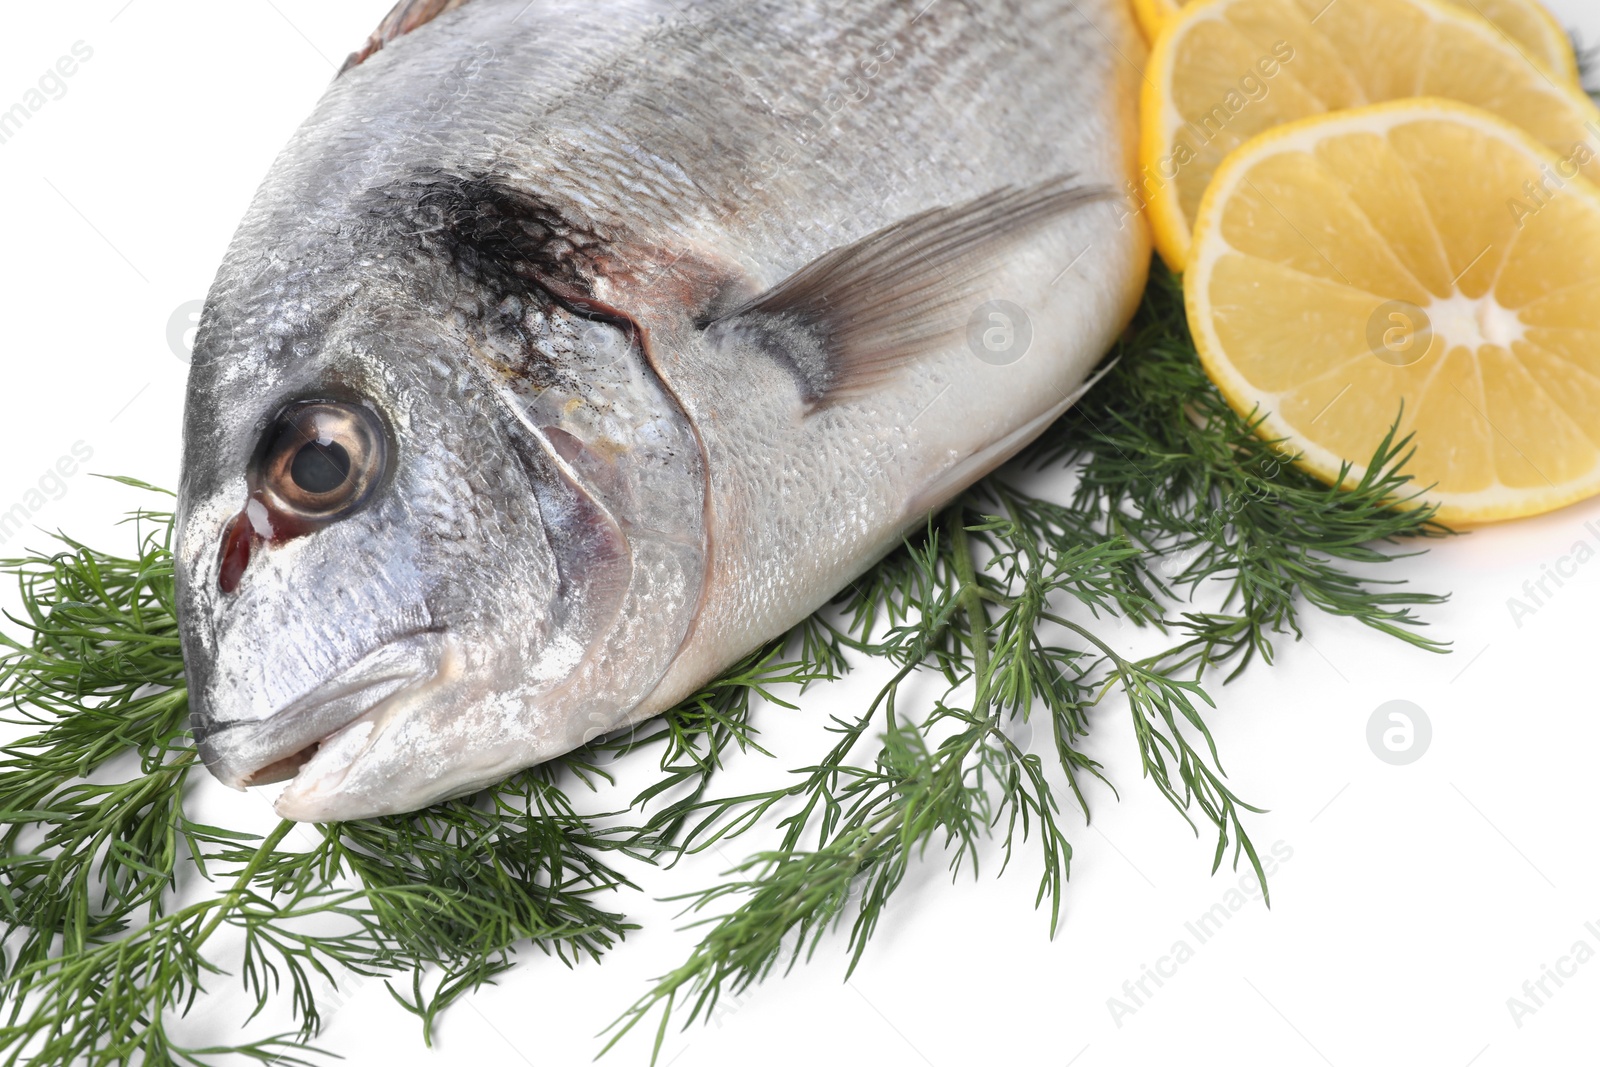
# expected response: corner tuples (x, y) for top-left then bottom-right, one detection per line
(3, 2), (1599, 1065)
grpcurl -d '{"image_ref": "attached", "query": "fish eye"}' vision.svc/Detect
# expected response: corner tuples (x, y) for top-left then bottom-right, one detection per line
(258, 401), (388, 521)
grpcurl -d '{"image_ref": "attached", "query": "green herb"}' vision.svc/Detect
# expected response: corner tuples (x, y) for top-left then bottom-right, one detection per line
(0, 267), (1448, 1066)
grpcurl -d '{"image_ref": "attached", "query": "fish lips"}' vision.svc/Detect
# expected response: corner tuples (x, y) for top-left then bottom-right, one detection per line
(193, 630), (448, 802)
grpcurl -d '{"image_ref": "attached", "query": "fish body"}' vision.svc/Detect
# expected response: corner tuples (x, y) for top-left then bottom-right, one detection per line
(177, 0), (1149, 820)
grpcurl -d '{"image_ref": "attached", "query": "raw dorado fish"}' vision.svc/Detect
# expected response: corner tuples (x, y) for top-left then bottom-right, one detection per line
(176, 0), (1150, 820)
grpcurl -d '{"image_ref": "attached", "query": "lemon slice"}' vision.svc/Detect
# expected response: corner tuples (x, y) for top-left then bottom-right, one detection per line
(1133, 0), (1580, 87)
(1186, 99), (1600, 524)
(1142, 0), (1598, 271)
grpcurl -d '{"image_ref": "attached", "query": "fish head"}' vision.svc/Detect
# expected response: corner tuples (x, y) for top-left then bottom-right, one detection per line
(175, 205), (704, 822)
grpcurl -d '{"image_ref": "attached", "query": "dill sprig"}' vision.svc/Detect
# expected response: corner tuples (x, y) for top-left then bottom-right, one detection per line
(0, 486), (197, 968)
(0, 266), (1450, 1066)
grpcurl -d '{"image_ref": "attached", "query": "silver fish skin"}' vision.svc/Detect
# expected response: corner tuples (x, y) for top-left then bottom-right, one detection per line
(176, 0), (1150, 821)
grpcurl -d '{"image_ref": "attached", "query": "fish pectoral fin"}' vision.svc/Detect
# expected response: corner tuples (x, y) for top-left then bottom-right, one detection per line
(702, 176), (1112, 412)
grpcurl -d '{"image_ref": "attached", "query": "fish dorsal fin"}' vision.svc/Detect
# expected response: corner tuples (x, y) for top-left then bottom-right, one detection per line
(704, 177), (1110, 410)
(341, 0), (477, 74)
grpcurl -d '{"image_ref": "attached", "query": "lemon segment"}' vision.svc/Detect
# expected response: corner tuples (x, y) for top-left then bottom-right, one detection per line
(1185, 100), (1600, 524)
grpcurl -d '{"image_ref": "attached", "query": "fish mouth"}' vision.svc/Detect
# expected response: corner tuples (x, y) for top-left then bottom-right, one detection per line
(195, 631), (447, 798)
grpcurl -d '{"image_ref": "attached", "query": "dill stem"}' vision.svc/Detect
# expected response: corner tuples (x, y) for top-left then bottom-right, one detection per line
(850, 805), (903, 864)
(1046, 615), (1121, 674)
(192, 819), (296, 946)
(946, 507), (991, 713)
